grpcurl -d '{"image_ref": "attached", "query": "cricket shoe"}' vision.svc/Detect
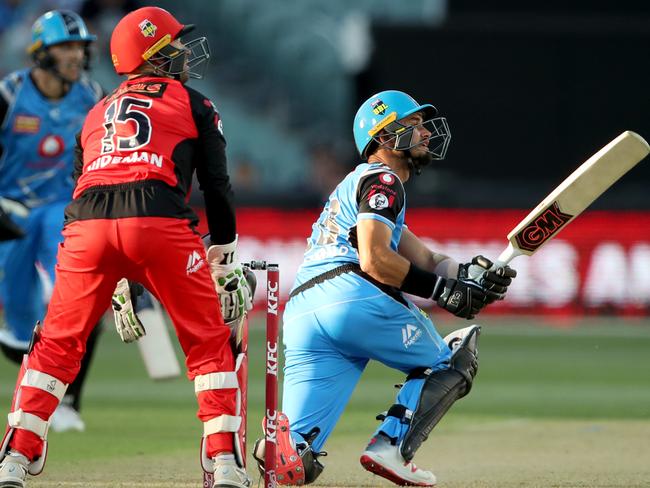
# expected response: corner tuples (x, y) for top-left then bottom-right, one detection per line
(0, 451), (29, 488)
(212, 454), (251, 488)
(360, 433), (436, 487)
(50, 404), (85, 433)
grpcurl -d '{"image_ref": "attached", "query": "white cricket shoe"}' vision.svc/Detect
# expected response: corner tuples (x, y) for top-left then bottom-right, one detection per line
(360, 434), (437, 487)
(50, 404), (85, 433)
(0, 451), (29, 488)
(212, 454), (251, 488)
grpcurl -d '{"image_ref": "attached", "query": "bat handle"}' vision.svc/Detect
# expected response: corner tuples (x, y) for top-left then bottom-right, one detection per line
(467, 243), (522, 280)
(496, 242), (521, 265)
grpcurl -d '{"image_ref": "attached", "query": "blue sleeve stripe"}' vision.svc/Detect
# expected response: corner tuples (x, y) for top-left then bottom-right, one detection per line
(357, 212), (396, 230)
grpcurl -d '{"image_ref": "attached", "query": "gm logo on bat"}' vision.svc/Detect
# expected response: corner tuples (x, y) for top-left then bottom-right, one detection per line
(515, 201), (573, 252)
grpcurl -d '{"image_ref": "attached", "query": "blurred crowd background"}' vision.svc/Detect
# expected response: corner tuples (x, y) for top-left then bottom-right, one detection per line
(2, 0), (650, 209)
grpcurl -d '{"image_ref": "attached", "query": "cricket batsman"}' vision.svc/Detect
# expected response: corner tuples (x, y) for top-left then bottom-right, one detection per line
(0, 7), (252, 488)
(254, 90), (517, 486)
(0, 10), (103, 433)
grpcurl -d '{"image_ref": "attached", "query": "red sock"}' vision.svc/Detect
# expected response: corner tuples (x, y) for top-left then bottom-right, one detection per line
(9, 430), (43, 462)
(206, 433), (234, 458)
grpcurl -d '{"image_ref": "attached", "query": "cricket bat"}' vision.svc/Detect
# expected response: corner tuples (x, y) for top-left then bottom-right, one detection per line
(135, 292), (182, 380)
(476, 131), (649, 272)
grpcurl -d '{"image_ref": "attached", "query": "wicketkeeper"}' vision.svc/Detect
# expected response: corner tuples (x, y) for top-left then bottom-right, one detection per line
(0, 7), (253, 488)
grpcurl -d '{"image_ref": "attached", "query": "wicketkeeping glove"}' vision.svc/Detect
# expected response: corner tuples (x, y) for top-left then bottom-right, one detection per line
(214, 267), (254, 325)
(458, 255), (517, 304)
(206, 236), (254, 324)
(112, 278), (146, 343)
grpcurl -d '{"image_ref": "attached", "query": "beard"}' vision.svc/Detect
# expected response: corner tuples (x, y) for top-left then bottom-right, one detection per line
(56, 61), (83, 83)
(408, 150), (434, 175)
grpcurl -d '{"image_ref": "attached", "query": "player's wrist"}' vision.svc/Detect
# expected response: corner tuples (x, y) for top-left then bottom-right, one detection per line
(206, 235), (238, 266)
(400, 263), (446, 300)
(432, 255), (459, 278)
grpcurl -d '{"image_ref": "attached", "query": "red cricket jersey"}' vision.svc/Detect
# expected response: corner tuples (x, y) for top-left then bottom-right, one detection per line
(65, 75), (235, 243)
(75, 78), (196, 193)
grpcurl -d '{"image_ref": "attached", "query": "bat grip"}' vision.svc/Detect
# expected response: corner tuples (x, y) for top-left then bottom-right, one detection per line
(496, 242), (520, 265)
(467, 263), (486, 281)
(466, 243), (520, 280)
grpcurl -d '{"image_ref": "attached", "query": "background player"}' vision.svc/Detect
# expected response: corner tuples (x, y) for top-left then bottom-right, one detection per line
(0, 7), (252, 488)
(255, 90), (516, 486)
(0, 10), (103, 433)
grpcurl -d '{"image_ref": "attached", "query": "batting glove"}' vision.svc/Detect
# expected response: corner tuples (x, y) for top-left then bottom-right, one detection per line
(435, 278), (488, 319)
(458, 255), (517, 304)
(112, 278), (146, 343)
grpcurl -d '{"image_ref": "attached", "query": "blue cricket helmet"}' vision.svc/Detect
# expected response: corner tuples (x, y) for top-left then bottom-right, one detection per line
(28, 10), (96, 54)
(353, 90), (449, 160)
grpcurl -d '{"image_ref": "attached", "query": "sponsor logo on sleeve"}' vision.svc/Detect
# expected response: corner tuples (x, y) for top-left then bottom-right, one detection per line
(367, 173), (399, 206)
(368, 192), (389, 210)
(380, 173), (395, 185)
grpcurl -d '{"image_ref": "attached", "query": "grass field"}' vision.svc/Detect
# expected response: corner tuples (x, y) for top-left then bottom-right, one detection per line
(1, 314), (649, 487)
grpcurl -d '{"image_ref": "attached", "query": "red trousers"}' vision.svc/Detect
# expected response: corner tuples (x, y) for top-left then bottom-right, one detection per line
(9, 217), (235, 460)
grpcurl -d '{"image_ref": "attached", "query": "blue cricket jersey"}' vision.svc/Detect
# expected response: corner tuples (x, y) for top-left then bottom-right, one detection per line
(294, 162), (407, 288)
(0, 69), (102, 207)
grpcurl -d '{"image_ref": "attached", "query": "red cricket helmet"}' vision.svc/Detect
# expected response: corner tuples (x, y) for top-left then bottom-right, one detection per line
(110, 7), (195, 75)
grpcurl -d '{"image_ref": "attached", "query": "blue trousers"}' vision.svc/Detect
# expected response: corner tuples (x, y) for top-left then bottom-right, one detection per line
(0, 202), (66, 342)
(282, 271), (452, 453)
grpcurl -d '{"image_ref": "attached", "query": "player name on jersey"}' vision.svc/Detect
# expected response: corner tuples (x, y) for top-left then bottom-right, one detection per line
(87, 151), (163, 171)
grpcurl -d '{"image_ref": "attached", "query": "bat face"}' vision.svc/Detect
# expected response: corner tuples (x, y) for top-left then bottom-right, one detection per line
(501, 131), (649, 262)
(513, 201), (573, 253)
